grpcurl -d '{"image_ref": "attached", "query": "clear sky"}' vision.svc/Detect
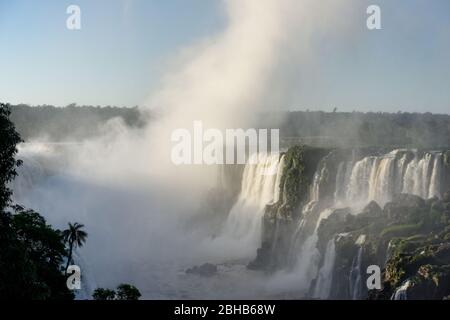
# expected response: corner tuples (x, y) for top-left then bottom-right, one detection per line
(0, 0), (449, 114)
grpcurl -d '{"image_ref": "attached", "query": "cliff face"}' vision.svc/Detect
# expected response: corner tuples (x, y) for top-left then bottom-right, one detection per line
(247, 145), (450, 299)
(248, 146), (329, 271)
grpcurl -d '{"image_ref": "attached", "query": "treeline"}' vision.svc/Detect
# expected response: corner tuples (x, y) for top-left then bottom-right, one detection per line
(257, 110), (450, 148)
(9, 103), (145, 142)
(8, 103), (450, 148)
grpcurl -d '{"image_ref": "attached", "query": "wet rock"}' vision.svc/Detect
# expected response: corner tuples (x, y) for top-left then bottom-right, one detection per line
(406, 265), (450, 300)
(361, 201), (383, 218)
(384, 194), (425, 224)
(248, 242), (271, 270)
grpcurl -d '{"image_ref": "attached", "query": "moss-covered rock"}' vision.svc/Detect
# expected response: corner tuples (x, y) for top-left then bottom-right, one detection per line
(250, 145), (329, 271)
(404, 264), (450, 299)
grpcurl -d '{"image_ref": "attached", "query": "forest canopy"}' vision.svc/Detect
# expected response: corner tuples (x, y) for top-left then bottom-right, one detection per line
(7, 103), (450, 148)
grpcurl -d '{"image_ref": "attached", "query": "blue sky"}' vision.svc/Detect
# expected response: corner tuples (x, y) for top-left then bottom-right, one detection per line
(0, 0), (225, 107)
(0, 0), (449, 113)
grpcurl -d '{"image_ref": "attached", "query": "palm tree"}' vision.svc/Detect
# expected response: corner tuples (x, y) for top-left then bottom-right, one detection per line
(62, 222), (88, 273)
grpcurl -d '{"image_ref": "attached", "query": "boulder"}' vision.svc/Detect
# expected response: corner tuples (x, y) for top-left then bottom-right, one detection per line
(361, 201), (383, 219)
(384, 194), (425, 224)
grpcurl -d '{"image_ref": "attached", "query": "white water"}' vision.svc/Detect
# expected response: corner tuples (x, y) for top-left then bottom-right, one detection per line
(208, 153), (284, 260)
(13, 144), (292, 299)
(293, 208), (335, 292)
(12, 144), (447, 299)
(336, 150), (444, 207)
(345, 150), (398, 206)
(290, 149), (446, 299)
(402, 152), (443, 199)
(429, 154), (443, 198)
(313, 236), (336, 299)
(391, 280), (411, 300)
(349, 234), (366, 300)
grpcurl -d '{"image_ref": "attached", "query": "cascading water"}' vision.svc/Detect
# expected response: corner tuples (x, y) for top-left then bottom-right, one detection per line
(336, 150), (444, 207)
(288, 149), (446, 299)
(429, 153), (443, 198)
(349, 234), (366, 300)
(345, 150), (401, 206)
(292, 208), (335, 293)
(312, 236), (336, 299)
(402, 151), (443, 199)
(391, 280), (411, 300)
(12, 142), (449, 299)
(213, 153), (285, 259)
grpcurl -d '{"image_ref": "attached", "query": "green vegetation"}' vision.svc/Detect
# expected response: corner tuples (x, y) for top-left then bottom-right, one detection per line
(92, 288), (117, 300)
(380, 222), (423, 238)
(9, 104), (450, 148)
(0, 103), (73, 299)
(9, 103), (145, 142)
(1, 103), (147, 300)
(0, 103), (22, 209)
(279, 146), (305, 212)
(93, 284), (141, 300)
(274, 110), (450, 148)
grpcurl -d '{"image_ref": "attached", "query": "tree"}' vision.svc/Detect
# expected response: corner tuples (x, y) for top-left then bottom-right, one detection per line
(0, 103), (22, 210)
(0, 103), (73, 299)
(62, 222), (88, 273)
(92, 288), (116, 300)
(92, 284), (141, 300)
(0, 206), (73, 299)
(116, 284), (141, 300)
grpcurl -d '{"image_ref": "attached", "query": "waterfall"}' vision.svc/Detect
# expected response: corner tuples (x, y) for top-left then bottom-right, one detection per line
(346, 151), (400, 206)
(217, 153), (284, 258)
(349, 234), (366, 300)
(341, 150), (444, 207)
(402, 152), (437, 199)
(273, 155), (286, 203)
(334, 161), (347, 203)
(287, 149), (446, 298)
(367, 155), (396, 204)
(310, 164), (325, 203)
(313, 236), (336, 299)
(391, 280), (411, 300)
(293, 208), (335, 292)
(429, 153), (443, 198)
(346, 157), (377, 203)
(394, 153), (409, 194)
(301, 162), (326, 215)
